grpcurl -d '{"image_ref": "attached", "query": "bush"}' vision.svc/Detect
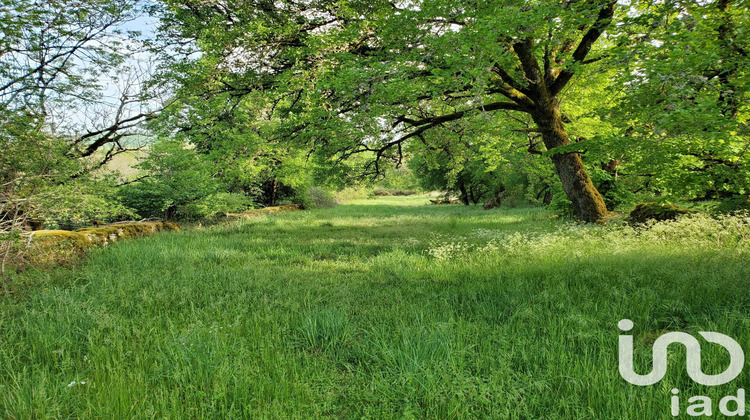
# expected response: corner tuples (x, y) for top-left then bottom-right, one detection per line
(176, 193), (252, 220)
(299, 187), (337, 209)
(117, 181), (172, 219)
(116, 139), (247, 221)
(31, 183), (137, 227)
(334, 187), (370, 202)
(716, 195), (750, 214)
(546, 192), (574, 218)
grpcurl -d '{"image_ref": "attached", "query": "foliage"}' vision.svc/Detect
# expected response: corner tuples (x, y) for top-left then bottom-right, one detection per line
(597, 0), (750, 203)
(150, 0), (639, 220)
(333, 186), (371, 203)
(0, 0), (153, 177)
(410, 147), (503, 205)
(1, 126), (135, 229)
(33, 181), (137, 229)
(373, 166), (421, 192)
(150, 0), (750, 221)
(715, 194), (750, 214)
(117, 139), (246, 220)
(1, 0), (154, 282)
(297, 187), (338, 210)
(175, 193), (252, 220)
(1, 0), (139, 108)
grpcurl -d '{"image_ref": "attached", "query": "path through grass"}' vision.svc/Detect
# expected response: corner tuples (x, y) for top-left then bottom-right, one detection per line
(2, 196), (750, 418)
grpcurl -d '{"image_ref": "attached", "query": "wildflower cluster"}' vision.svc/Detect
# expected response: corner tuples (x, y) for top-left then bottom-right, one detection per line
(427, 213), (750, 261)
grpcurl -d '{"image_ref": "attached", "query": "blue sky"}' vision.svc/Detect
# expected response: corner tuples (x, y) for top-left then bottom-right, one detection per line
(122, 13), (159, 39)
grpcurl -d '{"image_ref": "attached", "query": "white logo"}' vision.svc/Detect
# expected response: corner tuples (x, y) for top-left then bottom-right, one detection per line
(618, 319), (744, 386)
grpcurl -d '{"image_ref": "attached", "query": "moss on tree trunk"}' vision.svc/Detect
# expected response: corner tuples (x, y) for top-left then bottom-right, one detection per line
(532, 100), (608, 222)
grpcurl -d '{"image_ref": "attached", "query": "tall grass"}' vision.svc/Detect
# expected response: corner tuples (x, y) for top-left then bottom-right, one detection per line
(1, 196), (749, 418)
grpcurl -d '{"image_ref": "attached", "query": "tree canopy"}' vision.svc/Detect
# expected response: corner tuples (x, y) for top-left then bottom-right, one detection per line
(149, 0), (747, 221)
(1, 0), (748, 227)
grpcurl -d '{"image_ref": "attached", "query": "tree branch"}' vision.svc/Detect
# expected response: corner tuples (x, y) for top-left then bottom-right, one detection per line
(399, 101), (528, 128)
(492, 65), (536, 107)
(548, 1), (616, 97)
(512, 38), (545, 98)
(73, 111), (155, 157)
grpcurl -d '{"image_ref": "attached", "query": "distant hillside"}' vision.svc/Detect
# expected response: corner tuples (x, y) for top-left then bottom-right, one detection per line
(93, 149), (148, 182)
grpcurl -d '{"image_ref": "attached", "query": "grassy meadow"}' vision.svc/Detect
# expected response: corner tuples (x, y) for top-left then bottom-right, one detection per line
(2, 196), (750, 419)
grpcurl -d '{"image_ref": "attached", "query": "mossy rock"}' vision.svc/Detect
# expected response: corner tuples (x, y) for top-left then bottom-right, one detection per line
(226, 204), (300, 219)
(31, 230), (93, 251)
(25, 222), (180, 267)
(628, 202), (697, 224)
(76, 221), (180, 244)
(28, 230), (94, 265)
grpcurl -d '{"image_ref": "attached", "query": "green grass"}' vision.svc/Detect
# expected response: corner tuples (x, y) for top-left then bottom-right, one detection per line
(2, 196), (750, 418)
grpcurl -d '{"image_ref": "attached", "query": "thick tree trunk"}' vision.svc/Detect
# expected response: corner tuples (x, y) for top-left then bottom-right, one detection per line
(458, 180), (470, 205)
(469, 184), (478, 204)
(270, 177), (278, 207)
(531, 99), (608, 222)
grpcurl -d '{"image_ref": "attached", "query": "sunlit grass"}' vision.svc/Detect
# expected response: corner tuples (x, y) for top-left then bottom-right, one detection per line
(1, 197), (750, 418)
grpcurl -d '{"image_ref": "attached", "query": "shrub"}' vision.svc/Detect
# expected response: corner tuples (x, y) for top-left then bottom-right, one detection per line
(299, 187), (337, 209)
(334, 187), (370, 202)
(392, 189), (417, 196)
(716, 195), (750, 214)
(32, 186), (137, 228)
(176, 193), (252, 220)
(116, 139), (247, 221)
(117, 181), (170, 219)
(546, 193), (574, 218)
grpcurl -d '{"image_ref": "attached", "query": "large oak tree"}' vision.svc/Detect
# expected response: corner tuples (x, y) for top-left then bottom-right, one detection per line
(156, 0), (629, 221)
